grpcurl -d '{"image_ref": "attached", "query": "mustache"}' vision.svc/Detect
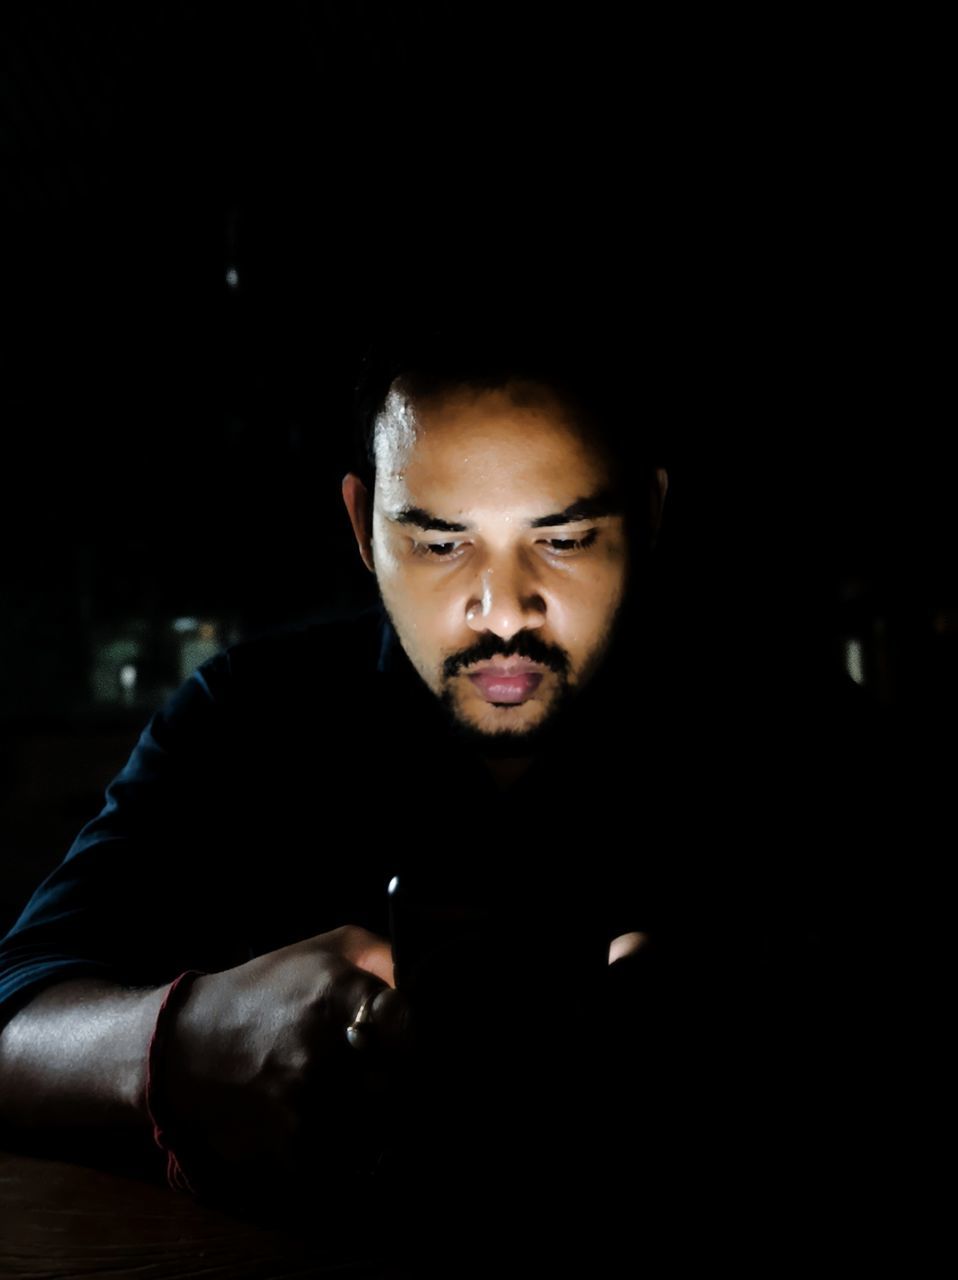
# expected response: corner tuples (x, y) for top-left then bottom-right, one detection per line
(444, 635), (569, 680)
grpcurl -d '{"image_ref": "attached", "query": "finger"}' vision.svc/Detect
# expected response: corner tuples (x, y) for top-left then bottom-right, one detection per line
(363, 987), (414, 1055)
(609, 931), (649, 965)
(325, 926), (396, 988)
(352, 941), (395, 989)
(330, 963), (410, 1057)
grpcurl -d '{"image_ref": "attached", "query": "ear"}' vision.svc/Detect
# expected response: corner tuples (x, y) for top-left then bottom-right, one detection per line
(649, 467), (669, 548)
(341, 473), (376, 574)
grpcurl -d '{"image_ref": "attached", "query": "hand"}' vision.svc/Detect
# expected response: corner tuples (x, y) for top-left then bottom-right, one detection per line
(156, 925), (413, 1194)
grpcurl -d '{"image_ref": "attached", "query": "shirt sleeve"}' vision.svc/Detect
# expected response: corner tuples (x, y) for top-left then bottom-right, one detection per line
(0, 649), (251, 1034)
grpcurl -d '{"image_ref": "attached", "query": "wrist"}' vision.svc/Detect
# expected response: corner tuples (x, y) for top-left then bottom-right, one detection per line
(143, 970), (208, 1192)
(123, 983), (178, 1126)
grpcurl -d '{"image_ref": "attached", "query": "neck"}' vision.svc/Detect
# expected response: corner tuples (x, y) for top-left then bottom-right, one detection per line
(480, 755), (535, 793)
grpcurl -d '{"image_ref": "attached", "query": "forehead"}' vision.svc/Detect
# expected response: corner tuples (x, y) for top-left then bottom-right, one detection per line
(372, 380), (609, 503)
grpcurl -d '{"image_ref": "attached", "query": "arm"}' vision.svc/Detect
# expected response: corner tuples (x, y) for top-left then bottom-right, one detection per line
(0, 658), (235, 1164)
(0, 655), (236, 1157)
(0, 649), (406, 1191)
(0, 928), (412, 1200)
(0, 979), (168, 1155)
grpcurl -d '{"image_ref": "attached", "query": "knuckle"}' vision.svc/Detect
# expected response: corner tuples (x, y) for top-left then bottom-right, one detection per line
(339, 923), (368, 946)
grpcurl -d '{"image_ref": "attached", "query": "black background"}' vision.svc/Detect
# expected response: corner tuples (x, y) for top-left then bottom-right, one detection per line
(0, 4), (951, 900)
(0, 9), (948, 1268)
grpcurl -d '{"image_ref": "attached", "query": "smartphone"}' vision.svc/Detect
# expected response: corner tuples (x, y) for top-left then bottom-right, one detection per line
(387, 864), (610, 1053)
(386, 862), (611, 1185)
(388, 868), (492, 998)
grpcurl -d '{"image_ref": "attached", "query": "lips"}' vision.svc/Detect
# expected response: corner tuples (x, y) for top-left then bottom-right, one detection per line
(467, 669), (545, 704)
(467, 661), (546, 677)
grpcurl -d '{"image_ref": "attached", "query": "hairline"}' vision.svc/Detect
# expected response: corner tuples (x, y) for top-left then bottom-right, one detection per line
(367, 371), (622, 487)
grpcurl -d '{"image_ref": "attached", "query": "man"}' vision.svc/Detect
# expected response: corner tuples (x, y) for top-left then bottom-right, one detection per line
(341, 345), (667, 791)
(0, 320), (906, 1265)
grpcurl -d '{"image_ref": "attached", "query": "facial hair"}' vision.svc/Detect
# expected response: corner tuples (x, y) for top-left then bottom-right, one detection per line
(434, 587), (636, 762)
(435, 668), (582, 760)
(374, 539), (654, 766)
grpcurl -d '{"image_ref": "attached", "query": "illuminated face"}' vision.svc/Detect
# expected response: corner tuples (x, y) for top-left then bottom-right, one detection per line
(343, 379), (656, 758)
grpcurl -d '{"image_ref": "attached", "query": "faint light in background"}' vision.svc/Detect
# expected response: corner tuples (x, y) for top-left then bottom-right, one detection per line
(118, 663), (137, 706)
(176, 618), (221, 683)
(844, 638), (865, 685)
(226, 266), (239, 289)
(92, 634), (143, 705)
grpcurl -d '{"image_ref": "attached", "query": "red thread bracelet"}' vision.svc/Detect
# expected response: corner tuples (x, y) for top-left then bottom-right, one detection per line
(144, 969), (207, 1194)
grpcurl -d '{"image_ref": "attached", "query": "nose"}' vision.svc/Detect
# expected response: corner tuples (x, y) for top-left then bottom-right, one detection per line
(464, 553), (546, 641)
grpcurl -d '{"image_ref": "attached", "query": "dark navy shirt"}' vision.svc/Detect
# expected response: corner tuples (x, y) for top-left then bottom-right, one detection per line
(0, 594), (907, 1034)
(0, 594), (923, 1255)
(0, 600), (655, 1026)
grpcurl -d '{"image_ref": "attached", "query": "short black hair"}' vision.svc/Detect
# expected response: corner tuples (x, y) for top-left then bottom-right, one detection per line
(349, 315), (670, 553)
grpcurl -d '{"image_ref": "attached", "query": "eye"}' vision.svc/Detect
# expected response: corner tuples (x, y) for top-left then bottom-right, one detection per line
(539, 529), (599, 555)
(411, 540), (467, 560)
(410, 528), (599, 562)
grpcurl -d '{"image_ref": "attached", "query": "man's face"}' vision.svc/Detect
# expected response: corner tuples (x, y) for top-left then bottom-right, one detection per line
(346, 379), (638, 756)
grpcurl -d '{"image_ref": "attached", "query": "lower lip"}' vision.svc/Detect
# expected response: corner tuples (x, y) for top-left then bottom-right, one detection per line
(467, 672), (544, 704)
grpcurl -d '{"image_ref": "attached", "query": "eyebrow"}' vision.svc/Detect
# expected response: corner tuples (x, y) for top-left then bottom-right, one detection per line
(386, 489), (622, 533)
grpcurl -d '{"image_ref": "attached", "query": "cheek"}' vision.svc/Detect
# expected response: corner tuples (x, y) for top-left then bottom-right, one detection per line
(555, 568), (627, 652)
(372, 537), (405, 576)
(564, 558), (627, 613)
(379, 569), (451, 647)
(595, 542), (630, 603)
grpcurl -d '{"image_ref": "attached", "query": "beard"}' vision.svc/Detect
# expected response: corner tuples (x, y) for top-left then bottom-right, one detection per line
(434, 671), (583, 760)
(433, 586), (638, 762)
(375, 552), (651, 765)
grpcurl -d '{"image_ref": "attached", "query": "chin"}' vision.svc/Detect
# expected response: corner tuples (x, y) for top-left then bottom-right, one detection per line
(438, 687), (574, 759)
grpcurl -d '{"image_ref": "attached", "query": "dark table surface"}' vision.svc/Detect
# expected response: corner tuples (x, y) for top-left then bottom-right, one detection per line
(0, 1147), (413, 1279)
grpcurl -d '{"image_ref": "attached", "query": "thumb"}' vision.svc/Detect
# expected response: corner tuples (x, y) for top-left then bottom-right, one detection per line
(352, 940), (395, 989)
(322, 924), (396, 988)
(364, 986), (415, 1055)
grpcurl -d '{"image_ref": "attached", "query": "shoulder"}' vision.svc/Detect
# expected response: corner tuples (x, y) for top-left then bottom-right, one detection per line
(146, 601), (389, 749)
(220, 601), (387, 689)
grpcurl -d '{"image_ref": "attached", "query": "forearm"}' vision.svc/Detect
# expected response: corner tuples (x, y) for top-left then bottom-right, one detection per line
(0, 978), (169, 1139)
